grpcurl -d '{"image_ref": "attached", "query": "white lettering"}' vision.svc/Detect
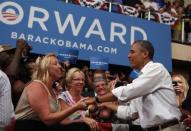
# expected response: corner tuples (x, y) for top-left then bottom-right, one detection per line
(18, 33), (26, 40)
(43, 37), (49, 44)
(110, 22), (126, 44)
(28, 6), (49, 31)
(27, 34), (34, 42)
(104, 47), (110, 53)
(72, 42), (78, 48)
(85, 19), (106, 41)
(131, 26), (147, 44)
(50, 38), (56, 45)
(57, 40), (64, 46)
(35, 36), (42, 43)
(87, 45), (93, 51)
(10, 32), (117, 55)
(11, 32), (18, 39)
(97, 46), (102, 52)
(55, 13), (86, 36)
(111, 48), (117, 54)
(66, 41), (71, 47)
(80, 43), (86, 49)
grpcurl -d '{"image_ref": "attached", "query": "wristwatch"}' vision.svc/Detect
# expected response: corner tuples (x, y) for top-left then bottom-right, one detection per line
(95, 96), (101, 103)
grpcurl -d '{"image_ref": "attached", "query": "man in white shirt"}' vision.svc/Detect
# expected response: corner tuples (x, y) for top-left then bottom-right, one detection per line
(86, 40), (181, 131)
(0, 69), (15, 131)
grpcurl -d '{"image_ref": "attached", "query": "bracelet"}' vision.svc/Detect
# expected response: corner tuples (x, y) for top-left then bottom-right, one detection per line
(95, 96), (101, 103)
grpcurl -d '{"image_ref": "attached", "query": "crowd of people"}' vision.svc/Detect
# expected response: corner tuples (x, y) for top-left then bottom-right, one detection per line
(0, 0), (190, 131)
(0, 39), (190, 131)
(60, 0), (191, 42)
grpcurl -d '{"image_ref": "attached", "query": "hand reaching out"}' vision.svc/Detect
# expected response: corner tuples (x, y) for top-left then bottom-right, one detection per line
(97, 102), (118, 112)
(74, 98), (88, 110)
(84, 97), (96, 105)
(183, 115), (191, 127)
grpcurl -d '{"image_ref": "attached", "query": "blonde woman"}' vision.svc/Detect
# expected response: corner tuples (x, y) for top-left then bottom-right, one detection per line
(172, 74), (189, 107)
(59, 67), (99, 131)
(14, 54), (89, 131)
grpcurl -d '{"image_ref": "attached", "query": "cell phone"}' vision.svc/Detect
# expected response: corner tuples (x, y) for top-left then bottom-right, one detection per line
(172, 81), (178, 86)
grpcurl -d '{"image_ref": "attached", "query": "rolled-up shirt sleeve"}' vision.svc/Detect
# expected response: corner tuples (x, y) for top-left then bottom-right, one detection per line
(112, 63), (166, 102)
(116, 99), (138, 120)
(116, 105), (132, 120)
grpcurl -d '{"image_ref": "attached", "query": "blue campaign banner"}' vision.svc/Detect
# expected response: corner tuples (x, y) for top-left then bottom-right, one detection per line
(90, 57), (108, 70)
(57, 48), (79, 64)
(0, 0), (172, 71)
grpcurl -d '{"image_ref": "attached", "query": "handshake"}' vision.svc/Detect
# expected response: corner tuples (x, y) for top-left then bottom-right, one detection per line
(75, 97), (99, 111)
(75, 96), (118, 115)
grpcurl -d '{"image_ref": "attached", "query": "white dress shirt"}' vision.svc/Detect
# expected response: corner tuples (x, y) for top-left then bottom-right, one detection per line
(0, 70), (15, 128)
(112, 61), (181, 128)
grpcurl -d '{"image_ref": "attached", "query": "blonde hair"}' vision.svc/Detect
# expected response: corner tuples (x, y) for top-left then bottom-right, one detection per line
(32, 53), (57, 84)
(65, 67), (85, 89)
(172, 74), (189, 99)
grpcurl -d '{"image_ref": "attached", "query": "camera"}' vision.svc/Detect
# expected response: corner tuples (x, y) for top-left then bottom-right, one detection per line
(172, 81), (178, 86)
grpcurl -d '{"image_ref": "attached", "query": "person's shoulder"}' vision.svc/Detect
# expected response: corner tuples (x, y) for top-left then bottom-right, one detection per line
(152, 62), (169, 73)
(0, 69), (6, 77)
(0, 70), (10, 82)
(152, 62), (163, 66)
(26, 81), (45, 92)
(148, 62), (165, 70)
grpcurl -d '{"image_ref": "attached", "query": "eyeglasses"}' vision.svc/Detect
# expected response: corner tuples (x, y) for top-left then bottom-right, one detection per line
(72, 78), (85, 82)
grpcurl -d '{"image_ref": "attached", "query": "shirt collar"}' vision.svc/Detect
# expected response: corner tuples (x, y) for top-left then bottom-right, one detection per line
(140, 61), (153, 75)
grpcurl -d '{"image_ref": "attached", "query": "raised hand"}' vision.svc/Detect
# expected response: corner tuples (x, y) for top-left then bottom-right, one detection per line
(16, 39), (31, 57)
(174, 84), (184, 94)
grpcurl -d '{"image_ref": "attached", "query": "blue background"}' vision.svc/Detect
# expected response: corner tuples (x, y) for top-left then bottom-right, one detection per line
(0, 0), (172, 71)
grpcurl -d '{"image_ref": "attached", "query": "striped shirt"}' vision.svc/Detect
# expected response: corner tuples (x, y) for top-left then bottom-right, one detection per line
(0, 70), (15, 128)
